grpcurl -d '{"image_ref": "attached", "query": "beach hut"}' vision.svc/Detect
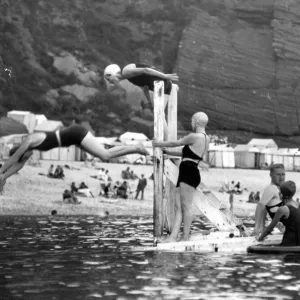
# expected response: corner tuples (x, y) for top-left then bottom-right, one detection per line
(293, 150), (300, 172)
(34, 120), (64, 132)
(34, 114), (47, 129)
(234, 144), (260, 169)
(119, 132), (149, 144)
(208, 144), (235, 168)
(282, 148), (299, 171)
(271, 148), (286, 165)
(7, 110), (37, 133)
(259, 148), (273, 168)
(115, 132), (150, 164)
(0, 117), (28, 137)
(247, 138), (278, 151)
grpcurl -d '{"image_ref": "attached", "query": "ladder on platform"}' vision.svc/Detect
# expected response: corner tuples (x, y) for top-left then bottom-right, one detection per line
(164, 159), (239, 232)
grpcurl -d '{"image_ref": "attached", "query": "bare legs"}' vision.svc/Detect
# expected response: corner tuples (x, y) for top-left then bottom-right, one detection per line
(163, 188), (182, 242)
(180, 183), (196, 241)
(163, 183), (196, 242)
(80, 132), (149, 161)
(229, 192), (234, 212)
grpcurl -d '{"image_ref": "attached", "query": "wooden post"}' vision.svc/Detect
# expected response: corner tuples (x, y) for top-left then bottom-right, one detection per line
(164, 84), (178, 232)
(153, 81), (165, 238)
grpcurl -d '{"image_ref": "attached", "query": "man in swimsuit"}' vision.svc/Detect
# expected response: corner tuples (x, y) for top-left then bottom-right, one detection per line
(258, 181), (300, 246)
(0, 124), (149, 187)
(153, 112), (210, 242)
(252, 163), (285, 236)
(103, 63), (179, 138)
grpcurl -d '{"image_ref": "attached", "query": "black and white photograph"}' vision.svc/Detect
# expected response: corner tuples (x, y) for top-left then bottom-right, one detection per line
(1, 1), (300, 299)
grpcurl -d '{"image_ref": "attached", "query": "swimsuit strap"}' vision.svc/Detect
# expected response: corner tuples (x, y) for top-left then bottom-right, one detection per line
(197, 133), (207, 166)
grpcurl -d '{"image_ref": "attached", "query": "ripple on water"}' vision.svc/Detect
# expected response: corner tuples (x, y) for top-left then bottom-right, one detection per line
(1, 215), (299, 300)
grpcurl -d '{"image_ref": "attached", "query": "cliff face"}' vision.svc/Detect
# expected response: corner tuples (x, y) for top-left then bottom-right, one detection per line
(1, 0), (300, 144)
(177, 0), (300, 139)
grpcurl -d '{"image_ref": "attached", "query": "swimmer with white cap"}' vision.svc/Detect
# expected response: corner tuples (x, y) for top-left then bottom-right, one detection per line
(104, 62), (179, 138)
(152, 112), (210, 242)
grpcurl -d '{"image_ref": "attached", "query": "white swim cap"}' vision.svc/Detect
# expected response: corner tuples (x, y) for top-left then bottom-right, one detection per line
(192, 112), (208, 128)
(104, 64), (121, 77)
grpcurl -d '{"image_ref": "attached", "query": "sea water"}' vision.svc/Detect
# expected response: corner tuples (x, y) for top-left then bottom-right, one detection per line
(0, 215), (299, 300)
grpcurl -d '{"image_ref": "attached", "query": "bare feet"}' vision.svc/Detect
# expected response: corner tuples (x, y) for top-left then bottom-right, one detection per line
(161, 236), (178, 243)
(179, 236), (189, 242)
(136, 143), (149, 156)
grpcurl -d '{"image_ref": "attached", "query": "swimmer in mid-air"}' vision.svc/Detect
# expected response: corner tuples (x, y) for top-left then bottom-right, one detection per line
(152, 112), (210, 242)
(0, 124), (149, 186)
(104, 63), (179, 138)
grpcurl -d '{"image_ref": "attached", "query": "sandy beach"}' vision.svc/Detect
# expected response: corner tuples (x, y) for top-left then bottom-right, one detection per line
(1, 160), (300, 218)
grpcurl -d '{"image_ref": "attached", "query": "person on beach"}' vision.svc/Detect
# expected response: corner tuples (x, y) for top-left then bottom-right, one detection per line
(252, 163), (286, 236)
(152, 112), (210, 242)
(258, 181), (300, 246)
(0, 124), (149, 186)
(135, 174), (147, 200)
(47, 164), (54, 177)
(104, 63), (179, 138)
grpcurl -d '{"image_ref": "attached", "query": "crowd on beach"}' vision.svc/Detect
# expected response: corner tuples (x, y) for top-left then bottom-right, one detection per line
(44, 164), (149, 205)
(97, 166), (148, 200)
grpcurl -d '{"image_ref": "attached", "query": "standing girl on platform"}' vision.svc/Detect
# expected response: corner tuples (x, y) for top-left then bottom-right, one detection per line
(152, 112), (210, 242)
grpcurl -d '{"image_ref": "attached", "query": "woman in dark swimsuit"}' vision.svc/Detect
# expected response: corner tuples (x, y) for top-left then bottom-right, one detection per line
(258, 181), (300, 246)
(0, 124), (149, 186)
(104, 63), (179, 138)
(152, 112), (210, 242)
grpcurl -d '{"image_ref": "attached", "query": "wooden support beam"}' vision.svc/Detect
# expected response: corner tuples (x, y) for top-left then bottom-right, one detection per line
(164, 84), (179, 233)
(153, 81), (165, 238)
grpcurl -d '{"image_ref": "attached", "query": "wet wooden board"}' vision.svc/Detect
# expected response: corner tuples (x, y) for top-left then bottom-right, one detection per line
(133, 234), (283, 253)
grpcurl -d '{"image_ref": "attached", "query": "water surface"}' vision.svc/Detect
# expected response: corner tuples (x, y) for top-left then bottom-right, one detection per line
(0, 215), (299, 300)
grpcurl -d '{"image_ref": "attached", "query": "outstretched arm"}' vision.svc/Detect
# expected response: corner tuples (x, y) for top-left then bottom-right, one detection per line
(258, 206), (288, 241)
(152, 133), (195, 148)
(164, 149), (182, 157)
(152, 140), (182, 148)
(0, 136), (32, 174)
(122, 64), (178, 81)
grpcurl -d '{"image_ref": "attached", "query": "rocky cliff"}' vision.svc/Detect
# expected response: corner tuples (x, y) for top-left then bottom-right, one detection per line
(1, 0), (300, 146)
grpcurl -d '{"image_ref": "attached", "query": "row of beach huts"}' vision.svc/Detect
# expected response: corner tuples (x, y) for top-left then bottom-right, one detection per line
(0, 110), (299, 171)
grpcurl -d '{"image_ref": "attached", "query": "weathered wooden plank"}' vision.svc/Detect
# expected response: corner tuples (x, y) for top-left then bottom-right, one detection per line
(153, 81), (165, 238)
(164, 83), (179, 233)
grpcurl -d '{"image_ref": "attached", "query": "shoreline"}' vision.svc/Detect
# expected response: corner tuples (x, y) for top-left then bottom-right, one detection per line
(2, 160), (299, 219)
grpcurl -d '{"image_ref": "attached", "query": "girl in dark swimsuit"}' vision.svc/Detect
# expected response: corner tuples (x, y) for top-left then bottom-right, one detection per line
(0, 124), (149, 186)
(152, 112), (210, 242)
(258, 181), (300, 246)
(104, 63), (179, 138)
